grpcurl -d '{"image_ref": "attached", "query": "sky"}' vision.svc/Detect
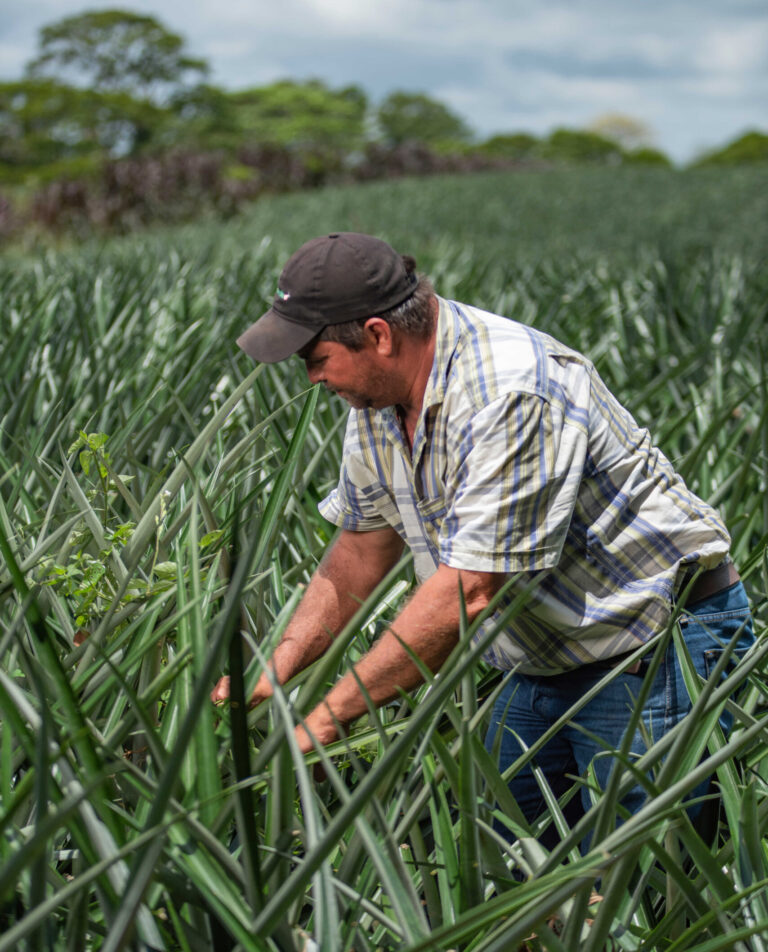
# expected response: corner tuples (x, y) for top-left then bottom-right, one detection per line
(2, 0), (767, 164)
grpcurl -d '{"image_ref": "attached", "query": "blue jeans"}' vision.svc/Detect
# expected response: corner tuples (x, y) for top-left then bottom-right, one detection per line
(484, 581), (754, 845)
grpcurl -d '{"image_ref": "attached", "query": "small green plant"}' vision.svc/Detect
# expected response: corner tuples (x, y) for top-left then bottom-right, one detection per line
(38, 523), (139, 628)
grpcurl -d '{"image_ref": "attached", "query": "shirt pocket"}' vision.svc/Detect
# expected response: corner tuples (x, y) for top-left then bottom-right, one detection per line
(416, 494), (448, 525)
(415, 495), (448, 556)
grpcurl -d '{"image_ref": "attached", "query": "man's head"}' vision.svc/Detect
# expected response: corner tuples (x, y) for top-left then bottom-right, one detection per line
(236, 232), (433, 364)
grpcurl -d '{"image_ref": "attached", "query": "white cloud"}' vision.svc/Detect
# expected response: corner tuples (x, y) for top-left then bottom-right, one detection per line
(300, 0), (402, 30)
(695, 21), (768, 73)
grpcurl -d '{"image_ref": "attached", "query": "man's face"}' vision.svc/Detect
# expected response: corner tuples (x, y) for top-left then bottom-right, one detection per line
(300, 338), (394, 410)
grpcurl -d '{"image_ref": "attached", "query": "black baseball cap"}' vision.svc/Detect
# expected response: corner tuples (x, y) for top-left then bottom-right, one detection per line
(236, 232), (418, 363)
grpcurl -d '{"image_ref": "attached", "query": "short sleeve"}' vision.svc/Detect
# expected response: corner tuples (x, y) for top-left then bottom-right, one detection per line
(318, 458), (392, 530)
(318, 413), (394, 532)
(438, 391), (587, 573)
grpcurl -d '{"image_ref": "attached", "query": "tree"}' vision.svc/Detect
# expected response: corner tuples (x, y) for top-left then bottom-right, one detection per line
(376, 91), (472, 149)
(227, 80), (367, 151)
(587, 113), (654, 152)
(693, 130), (768, 166)
(543, 128), (623, 165)
(476, 132), (540, 162)
(623, 147), (672, 167)
(0, 79), (166, 180)
(220, 80), (369, 183)
(157, 83), (241, 152)
(25, 9), (207, 103)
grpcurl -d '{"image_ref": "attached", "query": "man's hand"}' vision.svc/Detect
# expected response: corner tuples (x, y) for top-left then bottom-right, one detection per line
(295, 706), (339, 754)
(299, 563), (505, 745)
(210, 527), (404, 712)
(210, 672), (273, 709)
(210, 676), (230, 705)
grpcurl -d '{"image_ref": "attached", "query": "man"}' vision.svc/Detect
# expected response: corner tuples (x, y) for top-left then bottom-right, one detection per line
(211, 232), (753, 833)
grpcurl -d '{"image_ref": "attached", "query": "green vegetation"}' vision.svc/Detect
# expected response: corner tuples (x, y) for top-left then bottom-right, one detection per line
(694, 131), (768, 168)
(3, 7), (765, 243)
(0, 7), (669, 183)
(114, 164), (768, 270)
(1, 10), (206, 182)
(26, 9), (208, 99)
(376, 91), (473, 149)
(1, 167), (767, 949)
(12, 7), (767, 243)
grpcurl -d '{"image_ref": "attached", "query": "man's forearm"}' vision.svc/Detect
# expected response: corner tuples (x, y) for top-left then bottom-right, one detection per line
(298, 563), (503, 747)
(211, 527), (404, 706)
(256, 561), (370, 693)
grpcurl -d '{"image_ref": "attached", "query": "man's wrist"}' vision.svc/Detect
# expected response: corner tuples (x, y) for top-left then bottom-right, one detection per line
(303, 703), (343, 747)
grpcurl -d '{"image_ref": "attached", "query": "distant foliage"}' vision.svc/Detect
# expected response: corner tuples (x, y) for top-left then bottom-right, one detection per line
(475, 133), (541, 162)
(353, 141), (497, 181)
(622, 146), (672, 167)
(25, 8), (207, 101)
(376, 90), (473, 148)
(226, 80), (369, 185)
(228, 80), (368, 151)
(542, 128), (623, 165)
(0, 78), (168, 178)
(587, 113), (655, 152)
(475, 130), (672, 168)
(21, 143), (506, 234)
(6, 6), (765, 241)
(30, 151), (237, 234)
(0, 193), (16, 240)
(694, 130), (768, 166)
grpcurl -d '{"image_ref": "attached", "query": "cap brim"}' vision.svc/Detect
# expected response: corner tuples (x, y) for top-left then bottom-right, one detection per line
(236, 309), (319, 363)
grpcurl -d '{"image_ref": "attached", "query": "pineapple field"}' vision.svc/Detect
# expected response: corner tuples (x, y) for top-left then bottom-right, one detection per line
(1, 165), (767, 951)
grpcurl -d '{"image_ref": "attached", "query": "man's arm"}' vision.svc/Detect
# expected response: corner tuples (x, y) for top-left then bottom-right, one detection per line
(295, 563), (505, 751)
(210, 526), (405, 707)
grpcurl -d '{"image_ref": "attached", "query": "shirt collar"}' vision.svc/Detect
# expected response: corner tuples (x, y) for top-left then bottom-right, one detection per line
(371, 296), (463, 454)
(420, 295), (462, 413)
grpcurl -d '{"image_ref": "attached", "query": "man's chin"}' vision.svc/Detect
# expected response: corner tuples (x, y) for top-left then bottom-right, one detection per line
(336, 392), (371, 409)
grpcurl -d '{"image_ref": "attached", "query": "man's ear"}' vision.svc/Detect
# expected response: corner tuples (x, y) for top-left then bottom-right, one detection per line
(363, 317), (394, 355)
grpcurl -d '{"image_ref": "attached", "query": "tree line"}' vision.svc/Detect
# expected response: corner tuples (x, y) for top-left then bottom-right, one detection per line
(1, 9), (765, 239)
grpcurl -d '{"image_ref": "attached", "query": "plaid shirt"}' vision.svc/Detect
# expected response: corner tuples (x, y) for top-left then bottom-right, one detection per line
(319, 297), (731, 673)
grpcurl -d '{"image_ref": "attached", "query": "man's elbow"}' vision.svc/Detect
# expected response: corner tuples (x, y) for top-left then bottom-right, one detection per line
(436, 564), (506, 619)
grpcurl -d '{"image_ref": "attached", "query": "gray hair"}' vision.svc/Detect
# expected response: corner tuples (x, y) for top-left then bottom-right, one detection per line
(317, 259), (435, 350)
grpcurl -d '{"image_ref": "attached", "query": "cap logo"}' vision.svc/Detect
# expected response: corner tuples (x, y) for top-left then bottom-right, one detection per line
(276, 288), (291, 301)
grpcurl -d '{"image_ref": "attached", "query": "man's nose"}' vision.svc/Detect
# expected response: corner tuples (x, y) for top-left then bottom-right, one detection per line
(305, 362), (322, 385)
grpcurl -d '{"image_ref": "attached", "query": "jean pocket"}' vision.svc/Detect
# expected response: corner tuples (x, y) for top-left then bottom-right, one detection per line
(679, 606), (752, 627)
(702, 647), (750, 680)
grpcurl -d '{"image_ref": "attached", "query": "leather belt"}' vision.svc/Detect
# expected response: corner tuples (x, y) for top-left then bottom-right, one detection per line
(677, 560), (740, 606)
